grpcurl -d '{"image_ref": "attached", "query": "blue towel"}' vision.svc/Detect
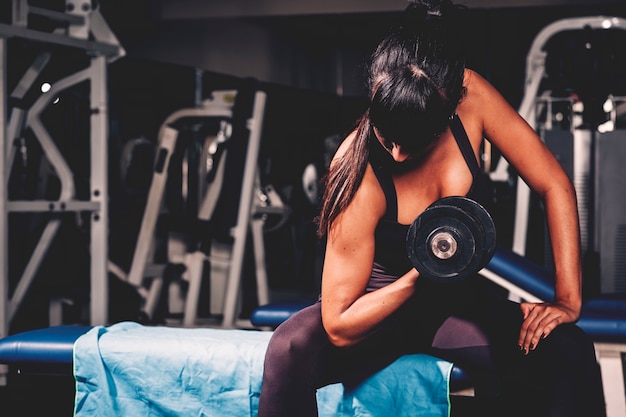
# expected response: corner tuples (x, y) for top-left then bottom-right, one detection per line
(73, 322), (451, 416)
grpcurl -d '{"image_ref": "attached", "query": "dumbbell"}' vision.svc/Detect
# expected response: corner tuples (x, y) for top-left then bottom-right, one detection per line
(406, 196), (496, 284)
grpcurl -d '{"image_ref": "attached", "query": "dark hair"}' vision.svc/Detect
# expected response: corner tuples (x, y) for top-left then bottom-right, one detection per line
(317, 0), (467, 237)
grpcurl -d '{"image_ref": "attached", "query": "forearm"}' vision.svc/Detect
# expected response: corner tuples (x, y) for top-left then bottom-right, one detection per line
(322, 269), (418, 347)
(543, 182), (583, 315)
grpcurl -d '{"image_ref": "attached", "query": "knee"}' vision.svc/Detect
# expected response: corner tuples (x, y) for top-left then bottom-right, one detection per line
(266, 326), (315, 366)
(543, 324), (596, 369)
(263, 309), (325, 372)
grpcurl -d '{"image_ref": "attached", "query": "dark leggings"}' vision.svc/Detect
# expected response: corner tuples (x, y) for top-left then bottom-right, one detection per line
(258, 293), (606, 417)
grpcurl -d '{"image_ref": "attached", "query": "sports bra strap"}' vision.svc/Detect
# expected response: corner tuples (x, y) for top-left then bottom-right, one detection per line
(449, 114), (482, 177)
(370, 163), (398, 221)
(370, 114), (481, 221)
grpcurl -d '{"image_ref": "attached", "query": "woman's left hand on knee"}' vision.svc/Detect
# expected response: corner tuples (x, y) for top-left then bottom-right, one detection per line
(517, 302), (578, 355)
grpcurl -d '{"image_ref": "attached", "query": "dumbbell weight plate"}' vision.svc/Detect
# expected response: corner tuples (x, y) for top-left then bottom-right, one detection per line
(406, 197), (496, 283)
(407, 205), (482, 283)
(432, 196), (496, 271)
(441, 196), (496, 270)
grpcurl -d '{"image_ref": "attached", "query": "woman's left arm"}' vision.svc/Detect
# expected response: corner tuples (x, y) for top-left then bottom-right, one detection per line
(464, 70), (582, 354)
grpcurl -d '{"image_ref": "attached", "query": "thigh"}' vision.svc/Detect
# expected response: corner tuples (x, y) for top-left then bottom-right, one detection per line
(429, 292), (524, 378)
(263, 302), (331, 383)
(266, 302), (425, 389)
(331, 322), (429, 387)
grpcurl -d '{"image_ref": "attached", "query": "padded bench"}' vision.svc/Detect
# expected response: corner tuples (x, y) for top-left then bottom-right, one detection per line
(0, 323), (456, 417)
(0, 324), (90, 377)
(0, 322), (474, 395)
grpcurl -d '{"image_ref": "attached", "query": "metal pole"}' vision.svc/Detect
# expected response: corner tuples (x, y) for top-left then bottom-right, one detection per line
(0, 37), (8, 385)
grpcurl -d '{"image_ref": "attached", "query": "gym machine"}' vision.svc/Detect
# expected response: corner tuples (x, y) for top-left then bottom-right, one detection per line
(109, 82), (290, 329)
(0, 0), (123, 384)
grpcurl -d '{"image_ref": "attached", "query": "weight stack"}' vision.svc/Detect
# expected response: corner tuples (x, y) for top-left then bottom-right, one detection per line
(543, 128), (626, 294)
(595, 129), (626, 293)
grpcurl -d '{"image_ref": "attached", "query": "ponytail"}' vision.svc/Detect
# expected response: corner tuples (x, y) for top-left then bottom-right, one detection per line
(316, 114), (371, 237)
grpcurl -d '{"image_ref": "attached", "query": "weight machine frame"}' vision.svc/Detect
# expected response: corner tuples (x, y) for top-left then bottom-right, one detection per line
(113, 87), (276, 329)
(0, 0), (124, 384)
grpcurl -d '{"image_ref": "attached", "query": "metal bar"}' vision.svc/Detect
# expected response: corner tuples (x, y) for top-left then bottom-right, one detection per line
(221, 90), (266, 328)
(89, 54), (109, 325)
(250, 217), (270, 307)
(5, 53), (51, 168)
(12, 0), (28, 27)
(478, 268), (543, 303)
(197, 148), (227, 220)
(89, 10), (126, 60)
(126, 126), (178, 288)
(182, 252), (205, 327)
(7, 200), (100, 212)
(0, 36), (8, 386)
(595, 342), (626, 417)
(11, 52), (52, 100)
(5, 108), (23, 169)
(0, 23), (120, 57)
(28, 6), (85, 25)
(8, 219), (62, 320)
(159, 0), (626, 20)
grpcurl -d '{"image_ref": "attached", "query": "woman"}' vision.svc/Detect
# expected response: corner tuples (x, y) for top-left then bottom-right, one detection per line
(258, 1), (606, 416)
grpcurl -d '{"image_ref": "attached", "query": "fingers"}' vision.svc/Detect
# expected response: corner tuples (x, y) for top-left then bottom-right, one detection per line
(519, 302), (533, 320)
(517, 303), (563, 354)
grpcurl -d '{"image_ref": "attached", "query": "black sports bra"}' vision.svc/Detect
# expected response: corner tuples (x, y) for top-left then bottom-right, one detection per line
(370, 114), (491, 276)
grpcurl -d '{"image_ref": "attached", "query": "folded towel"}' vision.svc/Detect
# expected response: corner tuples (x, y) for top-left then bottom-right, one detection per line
(74, 321), (451, 416)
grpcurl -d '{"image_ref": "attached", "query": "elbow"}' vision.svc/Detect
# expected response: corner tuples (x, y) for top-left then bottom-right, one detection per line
(323, 322), (358, 348)
(327, 332), (354, 348)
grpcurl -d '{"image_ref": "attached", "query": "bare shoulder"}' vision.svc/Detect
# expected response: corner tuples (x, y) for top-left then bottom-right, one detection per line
(350, 161), (387, 224)
(458, 69), (489, 123)
(326, 129), (386, 231)
(462, 68), (502, 106)
(332, 130), (357, 162)
(459, 68), (522, 138)
(455, 69), (495, 145)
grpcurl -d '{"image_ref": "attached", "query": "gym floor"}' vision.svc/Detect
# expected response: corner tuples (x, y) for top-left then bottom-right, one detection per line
(0, 372), (75, 417)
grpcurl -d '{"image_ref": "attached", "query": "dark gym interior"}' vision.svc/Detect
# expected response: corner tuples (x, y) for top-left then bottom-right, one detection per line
(1, 0), (626, 416)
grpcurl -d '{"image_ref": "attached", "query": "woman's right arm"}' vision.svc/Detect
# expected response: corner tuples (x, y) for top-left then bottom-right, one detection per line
(320, 160), (420, 348)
